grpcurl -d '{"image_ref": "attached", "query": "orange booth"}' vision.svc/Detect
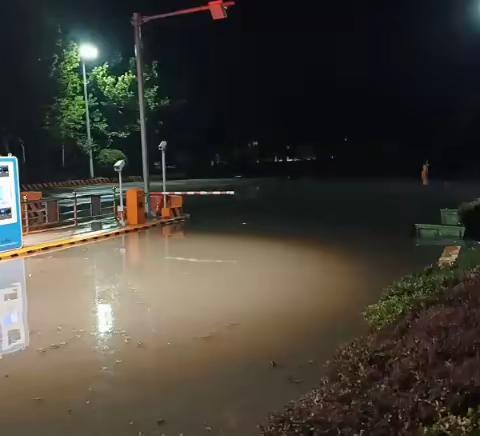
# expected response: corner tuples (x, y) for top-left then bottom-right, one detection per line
(126, 189), (146, 225)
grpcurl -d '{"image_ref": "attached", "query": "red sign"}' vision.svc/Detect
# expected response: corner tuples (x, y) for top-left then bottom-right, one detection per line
(208, 0), (228, 20)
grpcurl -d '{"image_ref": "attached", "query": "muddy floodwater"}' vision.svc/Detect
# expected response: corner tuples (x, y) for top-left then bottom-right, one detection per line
(0, 179), (456, 435)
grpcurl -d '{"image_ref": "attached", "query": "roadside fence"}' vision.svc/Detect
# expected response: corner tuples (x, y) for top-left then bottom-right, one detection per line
(21, 188), (121, 234)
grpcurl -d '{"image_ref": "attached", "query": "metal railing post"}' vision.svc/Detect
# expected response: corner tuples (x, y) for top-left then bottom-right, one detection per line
(45, 200), (49, 224)
(23, 195), (29, 234)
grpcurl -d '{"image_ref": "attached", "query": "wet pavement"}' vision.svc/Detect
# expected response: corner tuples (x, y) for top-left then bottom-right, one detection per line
(22, 218), (119, 247)
(0, 178), (464, 435)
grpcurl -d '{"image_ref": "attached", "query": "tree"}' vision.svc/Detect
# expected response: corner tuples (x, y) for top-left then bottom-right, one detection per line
(44, 39), (107, 158)
(89, 60), (170, 145)
(44, 37), (169, 172)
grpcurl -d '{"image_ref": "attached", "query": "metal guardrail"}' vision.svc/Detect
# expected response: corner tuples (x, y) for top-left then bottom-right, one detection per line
(21, 188), (122, 234)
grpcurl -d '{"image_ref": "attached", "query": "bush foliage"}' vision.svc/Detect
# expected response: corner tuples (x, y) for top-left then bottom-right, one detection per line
(364, 267), (460, 330)
(96, 148), (126, 173)
(262, 270), (480, 435)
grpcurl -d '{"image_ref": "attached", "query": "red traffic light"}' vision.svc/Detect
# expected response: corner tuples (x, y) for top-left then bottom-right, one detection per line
(208, 0), (228, 20)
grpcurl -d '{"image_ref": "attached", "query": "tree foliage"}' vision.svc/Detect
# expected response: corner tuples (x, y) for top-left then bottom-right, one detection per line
(44, 38), (169, 162)
(44, 40), (88, 151)
(89, 61), (170, 145)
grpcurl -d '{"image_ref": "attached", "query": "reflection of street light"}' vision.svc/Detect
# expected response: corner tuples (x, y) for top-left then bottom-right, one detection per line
(79, 43), (99, 179)
(97, 303), (113, 334)
(132, 0), (235, 214)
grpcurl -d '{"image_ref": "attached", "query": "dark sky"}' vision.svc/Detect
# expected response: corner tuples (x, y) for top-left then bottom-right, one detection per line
(2, 0), (480, 154)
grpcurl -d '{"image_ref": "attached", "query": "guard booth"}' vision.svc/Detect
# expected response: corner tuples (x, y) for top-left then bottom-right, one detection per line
(0, 157), (23, 253)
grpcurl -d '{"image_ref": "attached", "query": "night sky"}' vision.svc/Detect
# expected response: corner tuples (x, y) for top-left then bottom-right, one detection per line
(2, 1), (480, 175)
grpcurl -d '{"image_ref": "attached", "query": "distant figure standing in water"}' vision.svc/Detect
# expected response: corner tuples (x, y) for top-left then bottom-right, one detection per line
(421, 160), (430, 186)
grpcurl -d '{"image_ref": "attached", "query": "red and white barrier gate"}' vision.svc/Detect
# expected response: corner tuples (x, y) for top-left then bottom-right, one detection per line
(150, 191), (235, 220)
(160, 191), (235, 196)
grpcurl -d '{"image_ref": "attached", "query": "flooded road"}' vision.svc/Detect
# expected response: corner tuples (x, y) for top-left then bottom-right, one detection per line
(0, 179), (448, 435)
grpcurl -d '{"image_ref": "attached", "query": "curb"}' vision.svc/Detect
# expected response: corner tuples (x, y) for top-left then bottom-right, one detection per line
(0, 216), (185, 262)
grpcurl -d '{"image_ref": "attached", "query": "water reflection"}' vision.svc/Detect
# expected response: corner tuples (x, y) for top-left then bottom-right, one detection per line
(96, 303), (113, 334)
(92, 237), (124, 338)
(0, 259), (28, 356)
(165, 256), (238, 264)
(94, 270), (116, 337)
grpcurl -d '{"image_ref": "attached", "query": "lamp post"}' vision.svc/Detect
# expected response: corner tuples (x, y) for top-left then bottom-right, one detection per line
(132, 0), (235, 214)
(79, 43), (99, 179)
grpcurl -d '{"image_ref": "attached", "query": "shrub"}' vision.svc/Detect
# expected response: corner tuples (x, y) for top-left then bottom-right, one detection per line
(364, 266), (460, 331)
(423, 407), (480, 435)
(261, 273), (480, 435)
(458, 248), (480, 273)
(459, 199), (480, 240)
(96, 149), (127, 175)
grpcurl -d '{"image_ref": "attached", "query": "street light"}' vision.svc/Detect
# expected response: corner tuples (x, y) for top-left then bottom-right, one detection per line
(79, 44), (99, 61)
(79, 43), (99, 179)
(132, 0), (236, 214)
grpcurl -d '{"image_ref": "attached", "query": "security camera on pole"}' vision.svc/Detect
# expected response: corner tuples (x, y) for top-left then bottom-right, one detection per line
(113, 160), (126, 226)
(158, 141), (169, 218)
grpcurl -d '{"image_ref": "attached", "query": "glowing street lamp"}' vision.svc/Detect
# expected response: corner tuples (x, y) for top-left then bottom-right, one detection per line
(79, 43), (99, 179)
(132, 0), (235, 214)
(79, 43), (99, 61)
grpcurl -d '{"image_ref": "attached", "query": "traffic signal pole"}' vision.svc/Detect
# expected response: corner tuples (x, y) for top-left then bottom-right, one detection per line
(132, 12), (150, 214)
(132, 1), (235, 215)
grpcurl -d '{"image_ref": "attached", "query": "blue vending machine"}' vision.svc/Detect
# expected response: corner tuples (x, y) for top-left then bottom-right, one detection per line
(0, 156), (23, 253)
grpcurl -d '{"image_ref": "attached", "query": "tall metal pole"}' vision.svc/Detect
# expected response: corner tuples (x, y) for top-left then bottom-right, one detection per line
(119, 171), (124, 212)
(82, 61), (95, 179)
(118, 170), (125, 226)
(133, 12), (151, 214)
